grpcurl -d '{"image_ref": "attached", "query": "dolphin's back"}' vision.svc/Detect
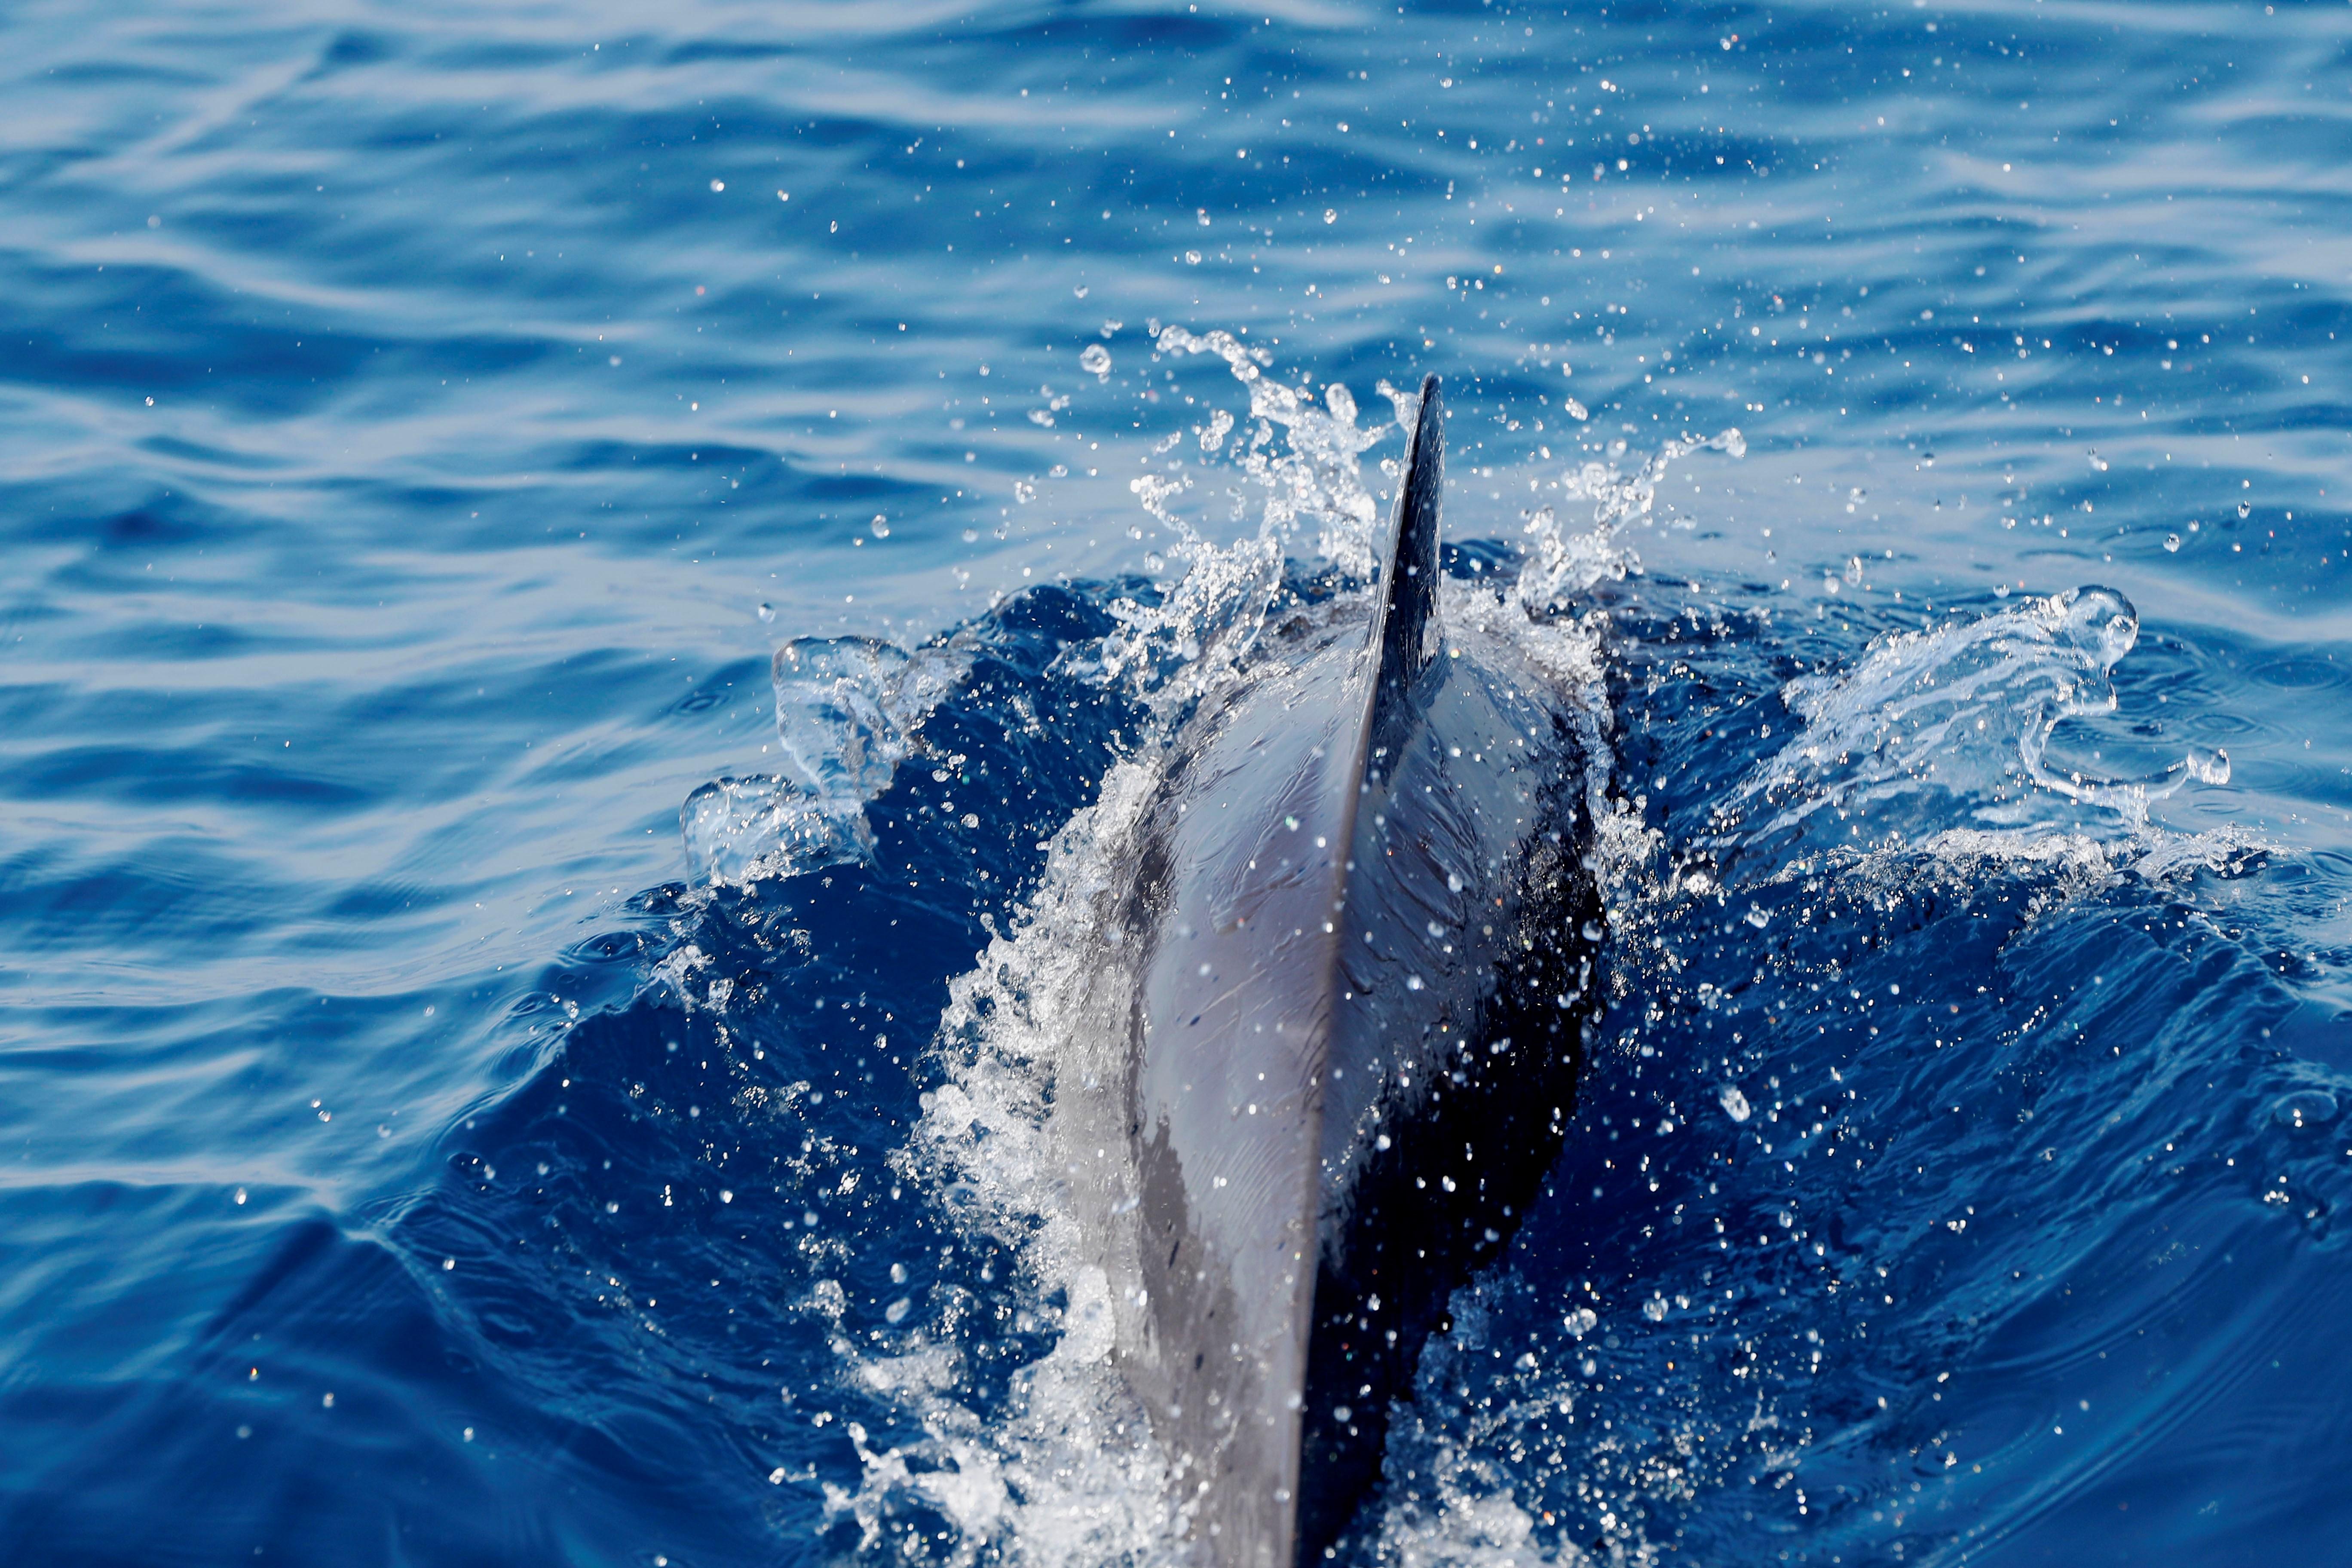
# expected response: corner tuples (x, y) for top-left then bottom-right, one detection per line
(1074, 377), (1598, 1567)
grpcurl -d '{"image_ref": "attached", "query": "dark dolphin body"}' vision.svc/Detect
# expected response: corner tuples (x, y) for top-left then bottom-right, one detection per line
(1061, 377), (1602, 1565)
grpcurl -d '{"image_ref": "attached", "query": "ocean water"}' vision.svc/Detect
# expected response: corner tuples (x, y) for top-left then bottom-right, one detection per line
(5, 0), (2352, 1563)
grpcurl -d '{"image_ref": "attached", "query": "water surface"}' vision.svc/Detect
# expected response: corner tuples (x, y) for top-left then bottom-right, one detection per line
(4, 1), (2351, 1563)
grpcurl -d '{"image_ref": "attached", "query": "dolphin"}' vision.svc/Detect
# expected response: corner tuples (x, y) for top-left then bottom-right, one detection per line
(1058, 376), (1602, 1566)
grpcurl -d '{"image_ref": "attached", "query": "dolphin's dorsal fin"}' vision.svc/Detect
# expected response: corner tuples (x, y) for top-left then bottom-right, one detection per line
(1359, 373), (1443, 763)
(1371, 375), (1443, 700)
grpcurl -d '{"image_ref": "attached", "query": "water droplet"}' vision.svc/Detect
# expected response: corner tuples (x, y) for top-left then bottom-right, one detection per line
(2238, 501), (2251, 520)
(1080, 343), (1113, 380)
(2050, 585), (2140, 669)
(709, 179), (725, 193)
(885, 1298), (912, 1324)
(869, 514), (890, 539)
(2273, 1090), (2338, 1129)
(2163, 533), (2181, 553)
(1745, 907), (1771, 929)
(1720, 1085), (1753, 1123)
(757, 603), (776, 623)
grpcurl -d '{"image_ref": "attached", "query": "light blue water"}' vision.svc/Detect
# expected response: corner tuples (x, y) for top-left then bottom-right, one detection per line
(4, 1), (2351, 1563)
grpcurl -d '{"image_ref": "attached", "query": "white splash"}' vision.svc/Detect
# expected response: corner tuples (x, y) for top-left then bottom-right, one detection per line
(681, 636), (970, 885)
(816, 759), (1183, 1567)
(1092, 328), (1403, 713)
(1515, 427), (1746, 612)
(680, 775), (873, 886)
(1095, 527), (1286, 710)
(1151, 323), (1393, 577)
(1731, 585), (2232, 857)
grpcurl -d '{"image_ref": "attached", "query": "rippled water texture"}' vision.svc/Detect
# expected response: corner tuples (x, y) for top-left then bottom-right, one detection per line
(5, 2), (2351, 1564)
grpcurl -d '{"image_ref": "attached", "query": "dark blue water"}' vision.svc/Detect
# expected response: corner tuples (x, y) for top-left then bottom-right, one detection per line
(6, 1), (2352, 1562)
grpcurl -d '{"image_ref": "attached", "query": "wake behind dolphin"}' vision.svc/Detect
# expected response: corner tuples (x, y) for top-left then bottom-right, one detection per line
(1038, 377), (1605, 1565)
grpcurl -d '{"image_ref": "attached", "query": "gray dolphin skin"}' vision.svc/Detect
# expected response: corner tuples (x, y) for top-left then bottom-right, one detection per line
(1062, 376), (1603, 1565)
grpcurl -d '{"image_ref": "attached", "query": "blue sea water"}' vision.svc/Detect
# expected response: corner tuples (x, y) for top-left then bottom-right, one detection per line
(6, 0), (2352, 1562)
